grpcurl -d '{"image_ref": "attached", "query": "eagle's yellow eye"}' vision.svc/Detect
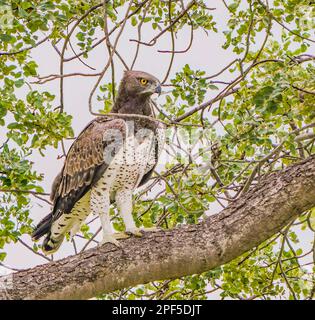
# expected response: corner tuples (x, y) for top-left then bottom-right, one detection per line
(140, 78), (148, 85)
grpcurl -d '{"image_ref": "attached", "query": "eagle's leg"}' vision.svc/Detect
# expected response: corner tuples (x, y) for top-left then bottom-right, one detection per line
(90, 187), (121, 247)
(99, 212), (122, 247)
(116, 189), (142, 237)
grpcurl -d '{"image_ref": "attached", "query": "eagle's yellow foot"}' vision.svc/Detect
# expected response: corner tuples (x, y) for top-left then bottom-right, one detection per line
(125, 227), (159, 237)
(125, 228), (143, 237)
(112, 232), (130, 240)
(99, 235), (122, 247)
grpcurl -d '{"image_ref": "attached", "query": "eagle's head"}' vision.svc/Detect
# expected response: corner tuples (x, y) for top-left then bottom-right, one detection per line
(120, 70), (161, 97)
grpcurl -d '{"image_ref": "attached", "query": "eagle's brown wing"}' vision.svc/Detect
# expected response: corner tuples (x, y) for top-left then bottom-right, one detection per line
(32, 116), (126, 241)
(51, 117), (126, 221)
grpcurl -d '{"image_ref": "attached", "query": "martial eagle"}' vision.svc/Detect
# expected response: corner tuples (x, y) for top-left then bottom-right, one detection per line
(32, 71), (164, 254)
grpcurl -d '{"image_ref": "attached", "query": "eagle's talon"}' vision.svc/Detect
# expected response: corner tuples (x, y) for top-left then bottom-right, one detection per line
(125, 228), (143, 237)
(99, 235), (122, 247)
(113, 232), (130, 240)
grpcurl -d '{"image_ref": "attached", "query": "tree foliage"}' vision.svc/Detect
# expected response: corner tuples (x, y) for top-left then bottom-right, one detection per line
(0, 0), (314, 299)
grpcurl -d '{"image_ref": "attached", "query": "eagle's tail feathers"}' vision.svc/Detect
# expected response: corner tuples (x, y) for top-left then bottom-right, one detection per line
(31, 213), (53, 241)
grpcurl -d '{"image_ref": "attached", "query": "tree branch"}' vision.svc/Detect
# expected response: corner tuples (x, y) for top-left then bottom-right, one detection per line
(1, 156), (315, 300)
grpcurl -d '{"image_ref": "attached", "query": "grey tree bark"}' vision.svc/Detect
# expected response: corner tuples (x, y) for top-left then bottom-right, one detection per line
(1, 155), (315, 300)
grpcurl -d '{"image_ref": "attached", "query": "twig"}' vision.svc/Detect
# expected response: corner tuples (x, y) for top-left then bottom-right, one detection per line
(130, 0), (196, 46)
(18, 238), (52, 262)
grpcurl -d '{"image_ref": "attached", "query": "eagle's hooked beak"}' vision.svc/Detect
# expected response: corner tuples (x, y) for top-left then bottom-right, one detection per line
(155, 84), (162, 96)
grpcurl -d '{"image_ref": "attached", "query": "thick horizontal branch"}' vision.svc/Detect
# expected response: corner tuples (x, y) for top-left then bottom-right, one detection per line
(1, 156), (315, 300)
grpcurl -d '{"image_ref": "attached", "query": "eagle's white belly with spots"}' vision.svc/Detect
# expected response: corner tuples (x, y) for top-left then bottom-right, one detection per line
(90, 132), (156, 238)
(93, 132), (155, 204)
